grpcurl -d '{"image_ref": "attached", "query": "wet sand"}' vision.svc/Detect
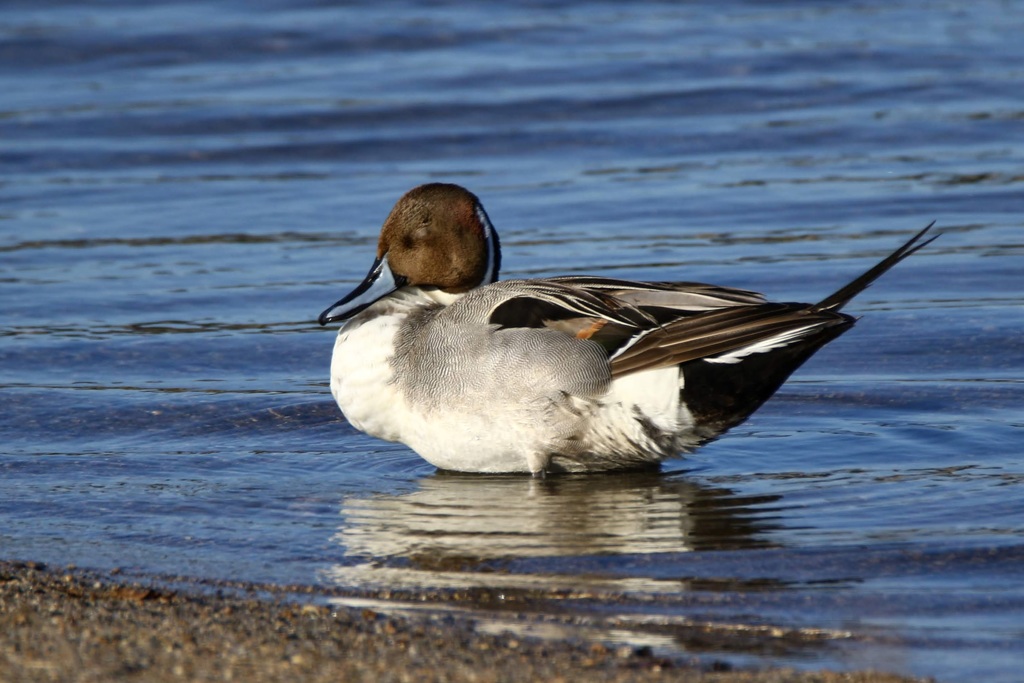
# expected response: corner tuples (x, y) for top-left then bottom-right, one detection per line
(0, 560), (928, 683)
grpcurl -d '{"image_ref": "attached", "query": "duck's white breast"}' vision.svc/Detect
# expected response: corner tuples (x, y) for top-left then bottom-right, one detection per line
(330, 314), (410, 442)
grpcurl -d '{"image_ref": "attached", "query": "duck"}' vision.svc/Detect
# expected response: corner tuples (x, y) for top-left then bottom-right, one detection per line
(318, 183), (936, 476)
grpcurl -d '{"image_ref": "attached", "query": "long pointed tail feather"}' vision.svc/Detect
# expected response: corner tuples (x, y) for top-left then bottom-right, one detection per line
(812, 222), (938, 313)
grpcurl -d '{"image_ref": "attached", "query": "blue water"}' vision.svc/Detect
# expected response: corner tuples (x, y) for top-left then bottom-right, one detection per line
(2, 2), (1023, 681)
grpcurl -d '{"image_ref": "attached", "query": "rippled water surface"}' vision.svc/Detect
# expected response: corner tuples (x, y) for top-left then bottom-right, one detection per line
(2, 2), (1023, 681)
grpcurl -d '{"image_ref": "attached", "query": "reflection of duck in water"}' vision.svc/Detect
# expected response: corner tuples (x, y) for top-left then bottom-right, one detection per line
(323, 474), (812, 658)
(328, 472), (779, 582)
(319, 183), (936, 475)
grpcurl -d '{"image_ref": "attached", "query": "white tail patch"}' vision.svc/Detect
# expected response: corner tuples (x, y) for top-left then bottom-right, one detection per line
(606, 366), (688, 432)
(704, 324), (823, 364)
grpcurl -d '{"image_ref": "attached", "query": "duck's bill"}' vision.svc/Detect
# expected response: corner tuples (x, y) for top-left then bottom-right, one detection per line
(318, 255), (406, 325)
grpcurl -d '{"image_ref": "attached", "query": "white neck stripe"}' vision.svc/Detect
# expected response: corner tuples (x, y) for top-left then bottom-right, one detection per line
(476, 205), (498, 285)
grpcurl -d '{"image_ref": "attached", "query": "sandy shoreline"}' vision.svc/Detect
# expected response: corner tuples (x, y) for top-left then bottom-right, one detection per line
(0, 560), (928, 682)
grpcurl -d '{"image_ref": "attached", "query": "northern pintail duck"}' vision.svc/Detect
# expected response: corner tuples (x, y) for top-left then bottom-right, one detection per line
(319, 183), (936, 476)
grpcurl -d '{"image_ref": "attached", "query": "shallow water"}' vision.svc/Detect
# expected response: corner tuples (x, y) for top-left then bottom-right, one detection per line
(2, 1), (1023, 680)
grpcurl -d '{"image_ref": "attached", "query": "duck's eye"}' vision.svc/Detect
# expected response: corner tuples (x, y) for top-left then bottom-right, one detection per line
(411, 215), (431, 241)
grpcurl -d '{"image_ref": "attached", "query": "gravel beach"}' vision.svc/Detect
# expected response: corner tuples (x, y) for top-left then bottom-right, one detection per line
(0, 560), (929, 683)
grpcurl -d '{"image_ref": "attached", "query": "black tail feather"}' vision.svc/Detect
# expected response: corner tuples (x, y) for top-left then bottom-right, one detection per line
(813, 222), (938, 313)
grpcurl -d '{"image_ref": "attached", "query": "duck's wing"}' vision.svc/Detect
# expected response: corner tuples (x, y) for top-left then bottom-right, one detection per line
(486, 277), (767, 352)
(546, 276), (766, 318)
(486, 221), (936, 372)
